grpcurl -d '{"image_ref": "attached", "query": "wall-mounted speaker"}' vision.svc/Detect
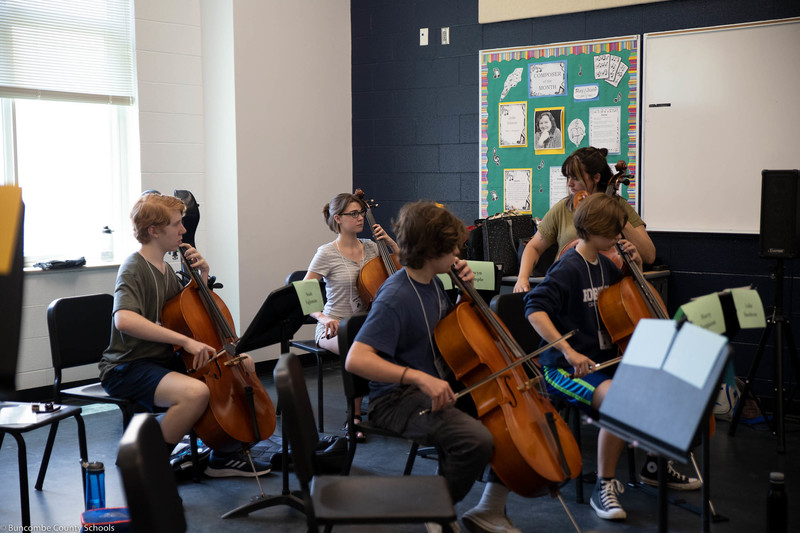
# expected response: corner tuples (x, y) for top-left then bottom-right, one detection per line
(760, 169), (800, 258)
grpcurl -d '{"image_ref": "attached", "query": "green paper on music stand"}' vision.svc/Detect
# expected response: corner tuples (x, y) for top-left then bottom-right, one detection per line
(467, 260), (495, 291)
(292, 280), (324, 315)
(677, 293), (726, 334)
(730, 288), (766, 329)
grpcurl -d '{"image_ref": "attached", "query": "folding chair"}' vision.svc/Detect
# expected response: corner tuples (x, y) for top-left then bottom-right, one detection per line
(118, 414), (186, 533)
(47, 293), (202, 480)
(274, 353), (456, 532)
(337, 314), (434, 475)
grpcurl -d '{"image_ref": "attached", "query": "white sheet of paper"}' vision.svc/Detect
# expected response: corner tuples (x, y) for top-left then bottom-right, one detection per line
(504, 168), (532, 212)
(621, 318), (673, 369)
(499, 102), (527, 147)
(662, 322), (727, 389)
(589, 106), (621, 154)
(549, 166), (568, 208)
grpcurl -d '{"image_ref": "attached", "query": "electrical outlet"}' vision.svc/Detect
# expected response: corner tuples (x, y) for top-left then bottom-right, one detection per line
(441, 27), (450, 45)
(420, 28), (428, 46)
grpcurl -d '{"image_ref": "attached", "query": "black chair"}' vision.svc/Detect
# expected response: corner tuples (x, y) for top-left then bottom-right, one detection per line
(47, 293), (202, 480)
(337, 314), (433, 475)
(118, 414), (186, 533)
(285, 270), (332, 432)
(0, 401), (88, 527)
(274, 352), (456, 532)
(47, 293), (137, 428)
(489, 292), (587, 503)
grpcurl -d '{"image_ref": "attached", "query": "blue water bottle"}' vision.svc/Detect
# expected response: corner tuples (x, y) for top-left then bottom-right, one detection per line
(83, 461), (106, 510)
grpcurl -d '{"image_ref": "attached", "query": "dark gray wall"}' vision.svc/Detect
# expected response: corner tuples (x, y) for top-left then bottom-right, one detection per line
(351, 0), (800, 405)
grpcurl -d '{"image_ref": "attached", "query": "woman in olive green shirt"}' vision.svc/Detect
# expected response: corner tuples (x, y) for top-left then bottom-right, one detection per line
(514, 147), (655, 293)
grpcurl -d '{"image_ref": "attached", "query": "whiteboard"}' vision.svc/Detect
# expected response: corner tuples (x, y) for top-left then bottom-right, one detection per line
(641, 18), (800, 233)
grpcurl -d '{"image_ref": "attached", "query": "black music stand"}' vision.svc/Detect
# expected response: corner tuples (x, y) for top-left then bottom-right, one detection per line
(728, 260), (800, 453)
(221, 283), (310, 519)
(598, 319), (730, 533)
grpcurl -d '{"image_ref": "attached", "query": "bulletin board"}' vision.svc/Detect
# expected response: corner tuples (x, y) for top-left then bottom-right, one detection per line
(479, 36), (640, 219)
(641, 18), (800, 233)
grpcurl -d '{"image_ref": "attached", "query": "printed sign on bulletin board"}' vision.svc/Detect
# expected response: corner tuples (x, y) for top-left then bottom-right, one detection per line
(479, 36), (640, 219)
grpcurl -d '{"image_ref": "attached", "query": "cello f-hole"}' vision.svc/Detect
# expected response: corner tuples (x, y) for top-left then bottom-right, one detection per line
(503, 375), (518, 408)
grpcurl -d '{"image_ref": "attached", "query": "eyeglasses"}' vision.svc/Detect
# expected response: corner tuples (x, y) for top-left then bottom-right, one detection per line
(340, 209), (367, 219)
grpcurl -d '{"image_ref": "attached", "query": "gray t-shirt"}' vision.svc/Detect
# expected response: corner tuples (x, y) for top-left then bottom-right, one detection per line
(307, 239), (379, 343)
(99, 252), (183, 381)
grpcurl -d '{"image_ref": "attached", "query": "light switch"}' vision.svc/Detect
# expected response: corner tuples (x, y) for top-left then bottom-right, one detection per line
(441, 27), (450, 45)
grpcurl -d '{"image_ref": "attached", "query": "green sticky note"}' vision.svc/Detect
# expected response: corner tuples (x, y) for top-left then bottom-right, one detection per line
(731, 289), (766, 329)
(467, 260), (495, 291)
(292, 280), (324, 315)
(678, 293), (726, 334)
(436, 273), (453, 290)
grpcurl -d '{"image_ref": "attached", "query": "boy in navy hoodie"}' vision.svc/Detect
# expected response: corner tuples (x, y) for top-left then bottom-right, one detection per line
(525, 193), (639, 520)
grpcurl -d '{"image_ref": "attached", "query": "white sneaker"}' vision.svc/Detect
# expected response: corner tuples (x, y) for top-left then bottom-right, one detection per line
(461, 508), (521, 533)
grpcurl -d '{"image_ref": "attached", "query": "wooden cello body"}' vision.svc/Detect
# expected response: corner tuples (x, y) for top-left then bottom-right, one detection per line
(162, 249), (276, 453)
(434, 267), (582, 498)
(354, 189), (401, 308)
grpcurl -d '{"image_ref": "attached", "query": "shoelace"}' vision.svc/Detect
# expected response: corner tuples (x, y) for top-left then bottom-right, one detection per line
(666, 461), (690, 481)
(600, 479), (625, 508)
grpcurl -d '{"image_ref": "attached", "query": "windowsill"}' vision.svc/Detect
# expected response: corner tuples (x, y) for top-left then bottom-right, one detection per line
(23, 260), (120, 274)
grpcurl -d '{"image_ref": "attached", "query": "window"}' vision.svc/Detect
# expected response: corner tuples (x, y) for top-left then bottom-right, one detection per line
(0, 0), (139, 265)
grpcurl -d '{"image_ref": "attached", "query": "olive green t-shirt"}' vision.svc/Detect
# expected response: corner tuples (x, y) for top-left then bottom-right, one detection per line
(99, 252), (183, 381)
(536, 195), (645, 256)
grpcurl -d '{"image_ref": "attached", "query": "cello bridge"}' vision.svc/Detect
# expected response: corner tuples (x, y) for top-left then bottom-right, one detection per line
(224, 355), (246, 367)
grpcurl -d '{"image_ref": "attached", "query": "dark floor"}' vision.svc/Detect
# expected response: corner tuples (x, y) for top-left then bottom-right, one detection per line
(1, 358), (797, 532)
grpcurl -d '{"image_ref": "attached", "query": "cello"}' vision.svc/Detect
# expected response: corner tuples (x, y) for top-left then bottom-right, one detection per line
(434, 265), (582, 499)
(591, 190), (717, 436)
(354, 189), (401, 308)
(162, 246), (276, 453)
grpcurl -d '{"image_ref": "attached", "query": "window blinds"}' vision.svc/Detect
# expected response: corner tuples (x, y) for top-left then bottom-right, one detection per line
(0, 0), (135, 104)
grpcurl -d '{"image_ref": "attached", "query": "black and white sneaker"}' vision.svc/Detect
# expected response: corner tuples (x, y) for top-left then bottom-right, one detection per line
(205, 451), (272, 478)
(590, 478), (626, 520)
(640, 459), (702, 490)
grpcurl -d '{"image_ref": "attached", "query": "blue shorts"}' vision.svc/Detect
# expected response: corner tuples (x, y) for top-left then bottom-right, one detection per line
(543, 366), (612, 416)
(101, 356), (187, 412)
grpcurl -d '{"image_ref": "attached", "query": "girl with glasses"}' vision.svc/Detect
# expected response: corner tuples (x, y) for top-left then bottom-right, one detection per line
(304, 192), (399, 441)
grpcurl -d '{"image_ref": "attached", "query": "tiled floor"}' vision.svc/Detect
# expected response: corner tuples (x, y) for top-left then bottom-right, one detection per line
(1, 359), (797, 532)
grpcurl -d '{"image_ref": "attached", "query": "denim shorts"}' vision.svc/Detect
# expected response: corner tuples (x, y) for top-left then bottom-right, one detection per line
(101, 356), (187, 411)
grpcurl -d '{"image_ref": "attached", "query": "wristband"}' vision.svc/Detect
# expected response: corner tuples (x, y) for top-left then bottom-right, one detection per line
(399, 366), (409, 385)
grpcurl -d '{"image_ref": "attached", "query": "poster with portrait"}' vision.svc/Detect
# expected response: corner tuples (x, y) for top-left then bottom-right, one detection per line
(479, 36), (640, 219)
(533, 107), (565, 155)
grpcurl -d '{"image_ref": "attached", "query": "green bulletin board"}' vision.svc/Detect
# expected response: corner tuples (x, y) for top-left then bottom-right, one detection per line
(479, 36), (640, 219)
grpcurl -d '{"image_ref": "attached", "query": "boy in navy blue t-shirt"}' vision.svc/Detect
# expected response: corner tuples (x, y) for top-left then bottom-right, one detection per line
(346, 201), (521, 533)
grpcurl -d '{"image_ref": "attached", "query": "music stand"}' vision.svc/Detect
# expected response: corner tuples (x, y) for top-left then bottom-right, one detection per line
(221, 284), (310, 519)
(728, 259), (800, 453)
(598, 319), (730, 533)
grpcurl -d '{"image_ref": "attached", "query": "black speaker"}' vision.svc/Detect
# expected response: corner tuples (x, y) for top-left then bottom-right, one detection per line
(760, 169), (800, 258)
